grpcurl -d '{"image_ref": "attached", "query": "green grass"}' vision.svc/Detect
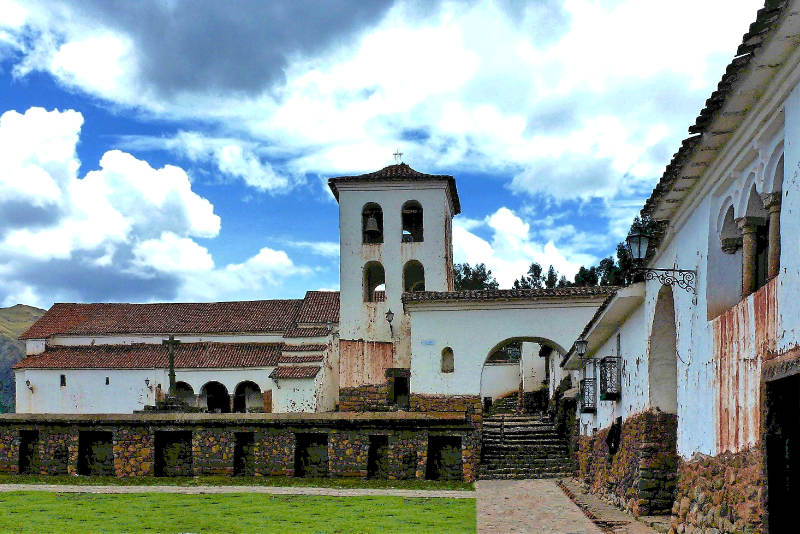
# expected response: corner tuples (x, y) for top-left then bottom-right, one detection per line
(0, 474), (474, 491)
(0, 491), (476, 533)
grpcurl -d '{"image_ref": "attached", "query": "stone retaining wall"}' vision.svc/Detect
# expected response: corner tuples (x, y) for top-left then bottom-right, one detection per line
(668, 447), (764, 534)
(0, 413), (476, 481)
(338, 384), (393, 412)
(576, 410), (678, 516)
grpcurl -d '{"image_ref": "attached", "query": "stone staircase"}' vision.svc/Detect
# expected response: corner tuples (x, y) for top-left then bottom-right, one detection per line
(479, 413), (574, 479)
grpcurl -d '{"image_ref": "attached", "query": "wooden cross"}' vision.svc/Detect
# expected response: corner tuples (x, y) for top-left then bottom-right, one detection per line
(162, 334), (180, 397)
(393, 150), (403, 163)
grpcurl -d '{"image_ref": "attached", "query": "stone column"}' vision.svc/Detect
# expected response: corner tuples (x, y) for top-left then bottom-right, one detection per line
(763, 192), (782, 279)
(737, 216), (762, 297)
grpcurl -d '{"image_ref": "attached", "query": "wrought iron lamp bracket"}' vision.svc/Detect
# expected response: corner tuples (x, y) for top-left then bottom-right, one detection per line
(636, 267), (697, 304)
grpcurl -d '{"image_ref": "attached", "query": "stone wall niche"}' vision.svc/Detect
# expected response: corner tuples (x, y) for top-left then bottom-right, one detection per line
(233, 432), (255, 476)
(426, 435), (463, 480)
(294, 433), (328, 478)
(18, 430), (39, 475)
(77, 431), (114, 476)
(367, 435), (389, 479)
(154, 431), (193, 477)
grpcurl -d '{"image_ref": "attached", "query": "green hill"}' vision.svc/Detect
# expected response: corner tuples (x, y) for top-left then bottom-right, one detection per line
(0, 304), (46, 412)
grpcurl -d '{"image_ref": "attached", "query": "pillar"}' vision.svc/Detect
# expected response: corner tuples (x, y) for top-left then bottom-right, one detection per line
(737, 216), (762, 297)
(763, 192), (782, 279)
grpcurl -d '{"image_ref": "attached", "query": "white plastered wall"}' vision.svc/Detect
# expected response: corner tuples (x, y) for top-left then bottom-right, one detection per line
(408, 300), (602, 396)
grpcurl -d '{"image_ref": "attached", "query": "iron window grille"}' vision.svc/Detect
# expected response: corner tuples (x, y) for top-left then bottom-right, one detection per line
(599, 356), (621, 401)
(580, 378), (596, 414)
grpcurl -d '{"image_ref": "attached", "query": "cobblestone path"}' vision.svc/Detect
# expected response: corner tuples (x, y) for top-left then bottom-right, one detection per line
(477, 479), (602, 534)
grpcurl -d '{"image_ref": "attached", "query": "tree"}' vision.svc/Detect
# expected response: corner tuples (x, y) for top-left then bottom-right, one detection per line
(573, 265), (598, 287)
(545, 265), (558, 288)
(513, 262), (543, 289)
(453, 263), (499, 290)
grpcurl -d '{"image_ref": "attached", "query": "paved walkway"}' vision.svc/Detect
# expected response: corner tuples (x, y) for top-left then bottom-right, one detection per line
(0, 483), (474, 499)
(558, 478), (662, 534)
(477, 479), (602, 534)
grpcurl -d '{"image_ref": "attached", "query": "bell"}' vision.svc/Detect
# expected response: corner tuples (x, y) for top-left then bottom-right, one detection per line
(365, 215), (380, 235)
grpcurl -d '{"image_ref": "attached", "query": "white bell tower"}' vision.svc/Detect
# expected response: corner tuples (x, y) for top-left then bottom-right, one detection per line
(328, 162), (460, 381)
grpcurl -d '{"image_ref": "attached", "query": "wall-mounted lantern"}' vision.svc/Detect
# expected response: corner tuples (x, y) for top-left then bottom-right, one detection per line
(626, 217), (697, 301)
(144, 378), (152, 391)
(385, 308), (395, 336)
(25, 380), (34, 393)
(575, 337), (588, 359)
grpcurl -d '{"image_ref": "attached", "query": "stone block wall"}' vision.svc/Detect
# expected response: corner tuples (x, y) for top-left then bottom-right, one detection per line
(576, 410), (678, 516)
(668, 447), (764, 534)
(193, 429), (234, 476)
(329, 432), (369, 477)
(0, 413), (477, 481)
(114, 428), (153, 477)
(338, 384), (393, 412)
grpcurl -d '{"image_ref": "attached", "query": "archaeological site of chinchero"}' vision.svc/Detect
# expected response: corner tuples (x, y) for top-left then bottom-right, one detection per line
(5, 2), (800, 533)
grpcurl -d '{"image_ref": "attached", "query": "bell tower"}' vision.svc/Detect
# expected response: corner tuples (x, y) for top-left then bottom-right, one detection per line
(328, 163), (460, 394)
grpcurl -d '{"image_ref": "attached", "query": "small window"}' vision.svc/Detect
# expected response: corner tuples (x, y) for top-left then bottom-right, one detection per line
(105, 376), (110, 385)
(401, 201), (423, 242)
(441, 347), (454, 373)
(60, 375), (66, 387)
(362, 203), (384, 244)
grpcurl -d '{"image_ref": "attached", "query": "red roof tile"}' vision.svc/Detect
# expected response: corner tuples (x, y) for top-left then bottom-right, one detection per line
(282, 344), (328, 352)
(21, 300), (304, 339)
(402, 286), (617, 304)
(279, 355), (325, 364)
(328, 163), (461, 214)
(269, 365), (320, 379)
(13, 343), (282, 369)
(295, 291), (339, 324)
(283, 325), (330, 338)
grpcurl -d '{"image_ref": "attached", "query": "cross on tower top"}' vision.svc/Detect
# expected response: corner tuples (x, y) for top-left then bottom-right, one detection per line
(393, 149), (403, 163)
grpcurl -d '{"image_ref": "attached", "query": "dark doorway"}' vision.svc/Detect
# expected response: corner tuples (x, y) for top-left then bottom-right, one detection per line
(154, 431), (193, 477)
(425, 436), (463, 481)
(202, 382), (230, 413)
(367, 435), (389, 479)
(294, 433), (328, 478)
(766, 374), (800, 532)
(18, 430), (39, 475)
(233, 432), (255, 476)
(233, 381), (261, 413)
(77, 431), (114, 476)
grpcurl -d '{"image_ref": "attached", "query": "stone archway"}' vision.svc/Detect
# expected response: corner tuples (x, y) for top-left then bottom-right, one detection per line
(201, 381), (230, 413)
(174, 381), (195, 406)
(480, 337), (565, 412)
(649, 285), (678, 413)
(233, 381), (262, 413)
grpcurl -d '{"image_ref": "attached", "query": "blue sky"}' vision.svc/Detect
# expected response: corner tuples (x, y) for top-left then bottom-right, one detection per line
(0, 0), (763, 308)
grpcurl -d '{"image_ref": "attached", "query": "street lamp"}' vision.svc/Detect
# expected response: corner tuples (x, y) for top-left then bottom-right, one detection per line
(385, 308), (395, 336)
(575, 337), (588, 359)
(625, 218), (697, 301)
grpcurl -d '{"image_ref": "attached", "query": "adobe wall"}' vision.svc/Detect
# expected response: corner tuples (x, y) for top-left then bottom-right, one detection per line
(576, 410), (678, 516)
(0, 412), (477, 482)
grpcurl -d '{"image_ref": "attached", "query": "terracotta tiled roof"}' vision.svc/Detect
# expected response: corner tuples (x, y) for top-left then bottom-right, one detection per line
(283, 325), (330, 338)
(402, 286), (618, 304)
(269, 365), (320, 379)
(20, 300), (304, 339)
(282, 344), (328, 352)
(295, 291), (339, 325)
(13, 343), (282, 369)
(640, 0), (792, 224)
(279, 355), (325, 364)
(328, 163), (461, 214)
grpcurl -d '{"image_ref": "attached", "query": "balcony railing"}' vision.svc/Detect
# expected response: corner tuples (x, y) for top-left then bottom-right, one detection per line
(580, 378), (596, 413)
(599, 356), (621, 401)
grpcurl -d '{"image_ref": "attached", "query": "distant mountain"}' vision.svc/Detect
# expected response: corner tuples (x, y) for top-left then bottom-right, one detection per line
(0, 304), (46, 412)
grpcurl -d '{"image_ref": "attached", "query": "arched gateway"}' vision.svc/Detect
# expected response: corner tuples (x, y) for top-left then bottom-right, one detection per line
(404, 288), (613, 398)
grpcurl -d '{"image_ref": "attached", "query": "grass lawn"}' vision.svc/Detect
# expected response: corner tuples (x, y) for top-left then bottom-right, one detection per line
(0, 474), (473, 491)
(0, 491), (475, 533)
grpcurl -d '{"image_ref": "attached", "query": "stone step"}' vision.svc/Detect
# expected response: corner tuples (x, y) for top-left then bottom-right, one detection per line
(478, 471), (573, 480)
(482, 439), (565, 446)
